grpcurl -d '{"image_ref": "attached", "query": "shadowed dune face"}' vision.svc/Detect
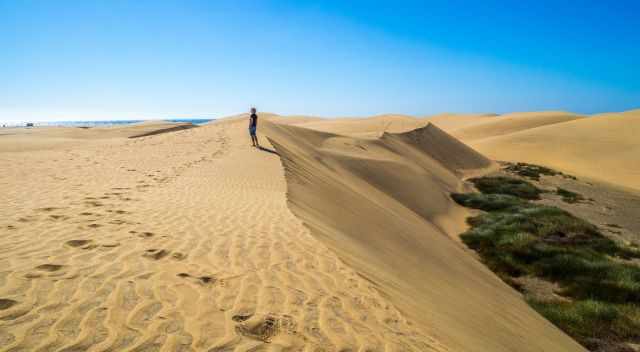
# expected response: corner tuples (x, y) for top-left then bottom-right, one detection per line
(264, 121), (585, 352)
(127, 123), (196, 138)
(306, 109), (637, 191)
(385, 123), (494, 177)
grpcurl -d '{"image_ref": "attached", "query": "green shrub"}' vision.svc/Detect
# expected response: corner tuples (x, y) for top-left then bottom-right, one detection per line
(503, 162), (577, 181)
(453, 175), (640, 349)
(529, 300), (640, 346)
(469, 176), (543, 200)
(556, 188), (584, 203)
(451, 193), (526, 211)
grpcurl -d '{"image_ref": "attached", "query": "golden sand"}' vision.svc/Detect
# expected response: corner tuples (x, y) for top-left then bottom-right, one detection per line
(4, 110), (632, 350)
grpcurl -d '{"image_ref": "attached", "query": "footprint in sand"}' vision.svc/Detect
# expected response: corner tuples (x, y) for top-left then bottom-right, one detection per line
(234, 315), (290, 342)
(199, 275), (215, 284)
(0, 298), (18, 310)
(36, 207), (60, 212)
(177, 273), (216, 285)
(236, 313), (298, 342)
(137, 232), (155, 238)
(143, 249), (170, 260)
(65, 239), (93, 249)
(171, 252), (187, 261)
(232, 314), (253, 322)
(87, 223), (102, 228)
(49, 214), (69, 221)
(35, 264), (64, 272)
(101, 242), (120, 248)
(105, 209), (129, 215)
(109, 219), (129, 225)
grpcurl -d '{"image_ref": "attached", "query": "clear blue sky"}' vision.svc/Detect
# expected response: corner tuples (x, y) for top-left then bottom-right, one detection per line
(1, 0), (639, 121)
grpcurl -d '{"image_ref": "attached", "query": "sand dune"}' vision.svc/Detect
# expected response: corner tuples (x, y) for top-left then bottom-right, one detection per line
(296, 114), (428, 138)
(0, 121), (195, 152)
(425, 113), (498, 131)
(292, 109), (637, 190)
(7, 110), (632, 350)
(292, 111), (583, 142)
(467, 110), (640, 190)
(447, 111), (585, 141)
(264, 121), (584, 351)
(1, 118), (453, 351)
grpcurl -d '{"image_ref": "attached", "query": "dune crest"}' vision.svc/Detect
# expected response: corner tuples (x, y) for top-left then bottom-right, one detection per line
(296, 114), (428, 138)
(381, 123), (493, 177)
(425, 113), (498, 131)
(467, 109), (640, 190)
(448, 111), (585, 141)
(2, 118), (460, 351)
(264, 121), (585, 351)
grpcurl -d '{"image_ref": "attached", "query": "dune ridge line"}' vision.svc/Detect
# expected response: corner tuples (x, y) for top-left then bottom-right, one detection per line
(264, 120), (586, 351)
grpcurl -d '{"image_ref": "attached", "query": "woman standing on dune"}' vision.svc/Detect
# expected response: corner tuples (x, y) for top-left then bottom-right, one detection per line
(249, 107), (259, 147)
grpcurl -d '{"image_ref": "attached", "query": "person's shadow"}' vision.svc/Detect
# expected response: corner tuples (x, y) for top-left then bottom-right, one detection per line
(258, 146), (279, 155)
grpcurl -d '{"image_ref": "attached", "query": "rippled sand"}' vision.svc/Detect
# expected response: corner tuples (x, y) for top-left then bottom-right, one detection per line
(1, 120), (439, 351)
(7, 108), (633, 350)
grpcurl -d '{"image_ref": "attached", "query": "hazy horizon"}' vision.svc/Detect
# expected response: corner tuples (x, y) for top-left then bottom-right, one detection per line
(2, 1), (639, 122)
(5, 108), (640, 125)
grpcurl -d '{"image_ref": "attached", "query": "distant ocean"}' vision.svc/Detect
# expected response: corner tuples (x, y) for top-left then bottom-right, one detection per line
(1, 119), (214, 128)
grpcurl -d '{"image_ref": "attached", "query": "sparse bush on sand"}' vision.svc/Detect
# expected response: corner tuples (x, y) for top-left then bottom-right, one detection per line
(556, 187), (585, 204)
(503, 162), (577, 181)
(529, 300), (640, 351)
(450, 193), (526, 211)
(468, 176), (543, 200)
(453, 175), (640, 350)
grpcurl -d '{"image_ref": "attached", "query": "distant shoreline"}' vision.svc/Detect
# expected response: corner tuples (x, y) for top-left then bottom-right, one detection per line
(1, 118), (214, 128)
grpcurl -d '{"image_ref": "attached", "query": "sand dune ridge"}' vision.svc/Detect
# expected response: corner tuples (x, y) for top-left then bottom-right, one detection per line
(264, 120), (585, 351)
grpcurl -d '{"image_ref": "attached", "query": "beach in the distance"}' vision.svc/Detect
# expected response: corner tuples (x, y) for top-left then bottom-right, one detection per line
(3, 1), (640, 350)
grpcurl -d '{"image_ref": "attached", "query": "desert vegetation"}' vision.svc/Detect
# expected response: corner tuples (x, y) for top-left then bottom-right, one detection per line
(453, 175), (640, 351)
(503, 161), (577, 181)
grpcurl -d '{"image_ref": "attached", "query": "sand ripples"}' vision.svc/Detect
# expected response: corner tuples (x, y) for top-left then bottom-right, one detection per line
(1, 121), (435, 351)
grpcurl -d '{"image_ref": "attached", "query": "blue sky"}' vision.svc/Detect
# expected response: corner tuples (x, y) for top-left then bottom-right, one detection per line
(1, 0), (639, 121)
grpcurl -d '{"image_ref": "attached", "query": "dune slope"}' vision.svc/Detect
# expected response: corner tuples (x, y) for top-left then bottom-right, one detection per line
(469, 110), (640, 190)
(296, 114), (428, 138)
(449, 111), (585, 141)
(264, 121), (585, 351)
(425, 113), (498, 131)
(0, 119), (447, 351)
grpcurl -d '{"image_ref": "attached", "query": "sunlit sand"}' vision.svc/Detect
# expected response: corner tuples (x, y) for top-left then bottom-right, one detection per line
(2, 111), (637, 350)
